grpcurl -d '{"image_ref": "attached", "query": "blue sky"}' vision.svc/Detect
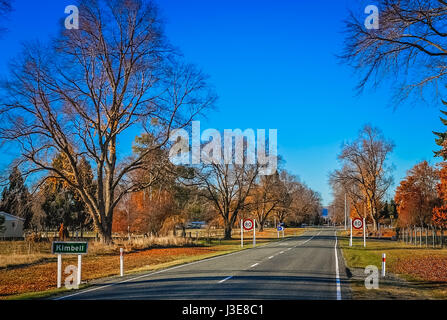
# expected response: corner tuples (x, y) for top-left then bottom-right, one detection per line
(0, 0), (443, 205)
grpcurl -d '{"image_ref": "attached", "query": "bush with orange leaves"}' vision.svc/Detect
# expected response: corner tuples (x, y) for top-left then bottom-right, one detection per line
(433, 163), (447, 230)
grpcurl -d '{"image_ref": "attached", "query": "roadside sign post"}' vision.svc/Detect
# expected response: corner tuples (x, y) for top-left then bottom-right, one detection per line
(57, 254), (62, 288)
(77, 254), (82, 286)
(253, 219), (256, 247)
(243, 219), (254, 247)
(120, 248), (124, 277)
(349, 218), (352, 247)
(277, 225), (284, 239)
(52, 241), (88, 288)
(352, 218), (364, 247)
(240, 219), (244, 248)
(363, 218), (366, 247)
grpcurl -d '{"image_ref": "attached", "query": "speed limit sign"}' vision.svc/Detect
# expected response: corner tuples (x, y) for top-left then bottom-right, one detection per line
(243, 219), (254, 231)
(352, 218), (363, 230)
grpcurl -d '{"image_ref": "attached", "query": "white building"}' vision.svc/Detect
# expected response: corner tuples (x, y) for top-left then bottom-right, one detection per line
(0, 212), (25, 238)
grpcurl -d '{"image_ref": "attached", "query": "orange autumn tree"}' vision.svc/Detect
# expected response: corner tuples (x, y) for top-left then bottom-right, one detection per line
(248, 172), (285, 232)
(112, 189), (177, 236)
(395, 161), (439, 228)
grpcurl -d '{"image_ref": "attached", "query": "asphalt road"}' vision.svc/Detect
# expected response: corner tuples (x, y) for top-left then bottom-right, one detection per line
(56, 228), (351, 300)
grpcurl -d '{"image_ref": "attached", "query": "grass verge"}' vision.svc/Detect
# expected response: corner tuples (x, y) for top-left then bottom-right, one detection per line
(338, 230), (447, 299)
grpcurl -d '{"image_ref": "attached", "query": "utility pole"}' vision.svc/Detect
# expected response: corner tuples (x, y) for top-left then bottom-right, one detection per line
(344, 193), (347, 230)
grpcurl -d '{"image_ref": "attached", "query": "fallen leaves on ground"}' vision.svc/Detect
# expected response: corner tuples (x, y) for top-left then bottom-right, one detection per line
(393, 255), (447, 282)
(0, 246), (216, 297)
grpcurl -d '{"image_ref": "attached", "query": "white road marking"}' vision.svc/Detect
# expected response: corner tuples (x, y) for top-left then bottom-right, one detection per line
(279, 251), (285, 254)
(55, 229), (317, 300)
(218, 276), (233, 283)
(54, 245), (257, 300)
(250, 263), (259, 268)
(268, 256), (274, 259)
(334, 231), (342, 301)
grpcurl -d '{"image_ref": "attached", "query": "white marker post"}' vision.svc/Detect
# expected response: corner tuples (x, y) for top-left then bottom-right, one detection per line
(363, 218), (366, 247)
(57, 254), (62, 288)
(120, 248), (124, 277)
(349, 218), (352, 247)
(282, 229), (285, 238)
(240, 219), (244, 248)
(253, 219), (256, 247)
(77, 255), (82, 286)
(382, 253), (386, 277)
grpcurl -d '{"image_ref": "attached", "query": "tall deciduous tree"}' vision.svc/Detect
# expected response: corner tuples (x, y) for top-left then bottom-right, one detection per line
(191, 160), (260, 240)
(330, 125), (394, 230)
(249, 172), (284, 232)
(342, 0), (447, 104)
(0, 0), (215, 243)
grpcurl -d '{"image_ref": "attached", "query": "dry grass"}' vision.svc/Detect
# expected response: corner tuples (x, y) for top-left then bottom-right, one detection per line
(87, 236), (197, 255)
(0, 227), (307, 299)
(0, 236), (197, 268)
(0, 246), (219, 298)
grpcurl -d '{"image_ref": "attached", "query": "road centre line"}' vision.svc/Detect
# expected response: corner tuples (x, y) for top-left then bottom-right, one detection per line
(218, 276), (233, 283)
(294, 230), (322, 247)
(334, 231), (342, 300)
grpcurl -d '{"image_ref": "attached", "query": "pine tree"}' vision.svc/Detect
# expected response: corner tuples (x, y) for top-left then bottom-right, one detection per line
(0, 166), (33, 229)
(40, 154), (94, 235)
(433, 101), (447, 160)
(0, 214), (5, 233)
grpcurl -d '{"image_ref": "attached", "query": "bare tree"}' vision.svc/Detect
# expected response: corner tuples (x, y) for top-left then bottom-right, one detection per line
(0, 0), (215, 243)
(331, 165), (369, 221)
(271, 171), (322, 226)
(341, 0), (447, 104)
(191, 159), (260, 239)
(329, 185), (347, 225)
(290, 185), (322, 225)
(330, 125), (394, 230)
(250, 172), (284, 232)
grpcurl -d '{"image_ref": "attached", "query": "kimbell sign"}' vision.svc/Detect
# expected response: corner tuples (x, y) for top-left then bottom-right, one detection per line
(52, 242), (88, 255)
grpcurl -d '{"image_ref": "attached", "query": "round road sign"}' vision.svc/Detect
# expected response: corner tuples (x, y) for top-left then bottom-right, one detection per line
(352, 218), (363, 230)
(243, 219), (254, 231)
